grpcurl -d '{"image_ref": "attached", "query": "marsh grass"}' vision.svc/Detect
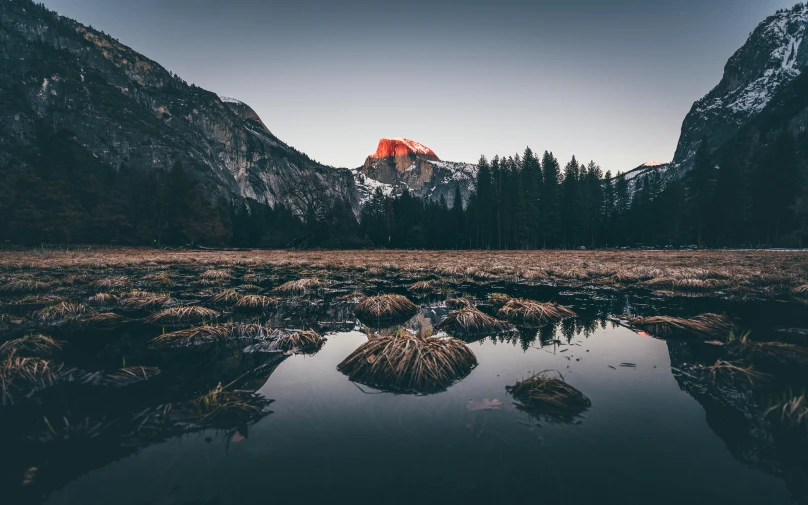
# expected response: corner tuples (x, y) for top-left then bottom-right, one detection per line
(632, 313), (734, 339)
(445, 297), (473, 309)
(506, 371), (591, 420)
(490, 293), (511, 308)
(437, 307), (511, 337)
(731, 340), (808, 374)
(184, 383), (272, 426)
(765, 395), (808, 434)
(0, 353), (76, 405)
(337, 333), (477, 394)
(498, 299), (576, 326)
(82, 366), (161, 388)
(146, 306), (220, 326)
(149, 323), (269, 349)
(88, 293), (118, 306)
(118, 293), (172, 311)
(35, 302), (87, 322)
(691, 360), (769, 386)
(271, 329), (324, 352)
(235, 295), (277, 311)
(354, 294), (419, 324)
(272, 278), (321, 296)
(0, 334), (63, 358)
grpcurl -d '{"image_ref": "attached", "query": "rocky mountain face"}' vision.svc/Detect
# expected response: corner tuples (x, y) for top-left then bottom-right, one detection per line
(673, 4), (808, 171)
(0, 0), (358, 214)
(355, 138), (476, 207)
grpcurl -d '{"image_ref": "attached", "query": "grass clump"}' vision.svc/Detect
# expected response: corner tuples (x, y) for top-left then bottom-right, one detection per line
(498, 299), (576, 326)
(118, 292), (172, 311)
(235, 295), (277, 311)
(792, 284), (808, 299)
(88, 293), (118, 306)
(409, 280), (437, 294)
(149, 323), (269, 349)
(765, 395), (808, 434)
(245, 329), (325, 353)
(337, 333), (477, 394)
(354, 294), (419, 324)
(146, 306), (220, 326)
(210, 289), (241, 306)
(0, 278), (49, 294)
(490, 293), (511, 308)
(1, 354), (76, 405)
(0, 334), (63, 358)
(201, 269), (231, 281)
(272, 278), (322, 296)
(437, 307), (511, 337)
(82, 366), (161, 388)
(445, 297), (473, 309)
(690, 360), (769, 387)
(632, 313), (734, 339)
(35, 302), (87, 322)
(182, 383), (273, 427)
(506, 371), (591, 421)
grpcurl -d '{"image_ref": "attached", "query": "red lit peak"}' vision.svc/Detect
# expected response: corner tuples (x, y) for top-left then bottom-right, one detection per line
(372, 138), (439, 160)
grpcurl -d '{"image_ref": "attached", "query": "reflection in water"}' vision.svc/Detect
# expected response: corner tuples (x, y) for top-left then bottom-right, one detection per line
(2, 284), (806, 505)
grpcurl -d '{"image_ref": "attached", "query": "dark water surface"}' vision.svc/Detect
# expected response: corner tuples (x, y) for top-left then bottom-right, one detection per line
(41, 317), (792, 505)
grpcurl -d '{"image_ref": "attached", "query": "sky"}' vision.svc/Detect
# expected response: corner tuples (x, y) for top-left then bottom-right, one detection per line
(40, 0), (797, 172)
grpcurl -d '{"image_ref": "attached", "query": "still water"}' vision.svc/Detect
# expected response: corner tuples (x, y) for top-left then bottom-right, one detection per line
(43, 315), (791, 505)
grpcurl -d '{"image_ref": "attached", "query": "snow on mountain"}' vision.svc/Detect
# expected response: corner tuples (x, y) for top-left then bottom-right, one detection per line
(673, 4), (808, 171)
(357, 139), (474, 208)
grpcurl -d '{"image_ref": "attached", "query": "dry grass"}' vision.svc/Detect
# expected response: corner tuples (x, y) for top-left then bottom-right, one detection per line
(210, 289), (241, 306)
(118, 292), (171, 311)
(337, 333), (477, 394)
(691, 360), (769, 386)
(95, 276), (128, 289)
(409, 280), (438, 294)
(146, 306), (220, 326)
(506, 371), (591, 420)
(272, 278), (321, 296)
(73, 312), (129, 330)
(631, 313), (734, 339)
(235, 295), (277, 311)
(201, 269), (231, 280)
(0, 334), (63, 358)
(437, 307), (511, 337)
(183, 383), (272, 426)
(149, 323), (269, 349)
(354, 294), (419, 324)
(0, 278), (49, 294)
(793, 284), (808, 298)
(88, 292), (118, 306)
(498, 299), (576, 325)
(271, 330), (324, 352)
(765, 396), (808, 433)
(82, 366), (160, 388)
(731, 340), (808, 373)
(490, 293), (511, 308)
(0, 354), (75, 404)
(35, 302), (87, 322)
(445, 297), (473, 309)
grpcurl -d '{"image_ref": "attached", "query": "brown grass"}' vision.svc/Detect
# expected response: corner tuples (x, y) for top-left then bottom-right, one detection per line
(0, 334), (63, 358)
(692, 360), (769, 386)
(35, 302), (87, 322)
(82, 366), (160, 388)
(271, 330), (324, 352)
(409, 280), (437, 294)
(437, 307), (511, 337)
(793, 284), (808, 298)
(88, 292), (118, 305)
(272, 278), (321, 296)
(149, 323), (270, 349)
(490, 293), (511, 308)
(632, 313), (734, 339)
(506, 371), (591, 420)
(337, 333), (477, 394)
(210, 289), (241, 306)
(118, 292), (172, 311)
(235, 294), (277, 311)
(445, 297), (473, 309)
(765, 396), (808, 433)
(0, 354), (76, 404)
(498, 299), (576, 325)
(146, 306), (220, 326)
(354, 294), (419, 324)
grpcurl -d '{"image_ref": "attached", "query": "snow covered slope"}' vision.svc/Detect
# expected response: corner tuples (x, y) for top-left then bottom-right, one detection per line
(673, 4), (808, 171)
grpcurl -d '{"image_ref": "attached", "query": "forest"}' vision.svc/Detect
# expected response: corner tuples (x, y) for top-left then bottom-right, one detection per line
(1, 127), (807, 249)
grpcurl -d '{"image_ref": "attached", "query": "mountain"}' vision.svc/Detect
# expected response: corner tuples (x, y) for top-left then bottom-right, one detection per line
(0, 0), (358, 215)
(355, 138), (477, 207)
(673, 4), (808, 171)
(618, 161), (672, 189)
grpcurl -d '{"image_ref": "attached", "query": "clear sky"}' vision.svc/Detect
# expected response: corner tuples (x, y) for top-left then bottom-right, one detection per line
(40, 0), (796, 172)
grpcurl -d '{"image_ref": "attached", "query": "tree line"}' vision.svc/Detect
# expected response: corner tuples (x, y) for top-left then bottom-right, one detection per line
(2, 126), (807, 249)
(360, 135), (808, 249)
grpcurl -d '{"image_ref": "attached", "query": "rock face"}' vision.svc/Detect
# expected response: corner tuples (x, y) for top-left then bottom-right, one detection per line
(0, 0), (358, 213)
(356, 138), (476, 207)
(673, 5), (808, 171)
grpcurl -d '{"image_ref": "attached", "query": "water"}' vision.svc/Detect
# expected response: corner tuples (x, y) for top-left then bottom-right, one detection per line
(35, 311), (795, 505)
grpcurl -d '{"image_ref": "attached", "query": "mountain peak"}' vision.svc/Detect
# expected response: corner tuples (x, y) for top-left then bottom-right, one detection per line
(372, 138), (439, 160)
